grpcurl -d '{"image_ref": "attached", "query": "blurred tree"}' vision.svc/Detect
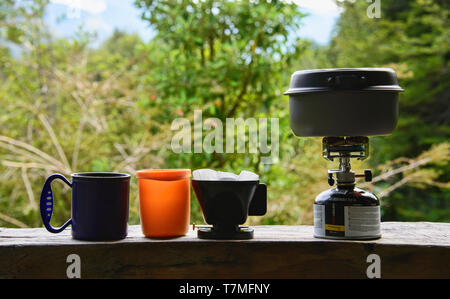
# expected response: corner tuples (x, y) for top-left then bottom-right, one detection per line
(328, 0), (450, 221)
(0, 0), (448, 228)
(0, 1), (170, 227)
(134, 0), (303, 127)
(134, 0), (314, 223)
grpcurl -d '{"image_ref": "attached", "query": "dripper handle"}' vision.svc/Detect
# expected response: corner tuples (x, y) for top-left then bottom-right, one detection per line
(248, 183), (267, 216)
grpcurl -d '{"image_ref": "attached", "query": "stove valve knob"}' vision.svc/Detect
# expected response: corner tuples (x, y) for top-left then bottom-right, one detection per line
(356, 170), (372, 182)
(364, 169), (372, 182)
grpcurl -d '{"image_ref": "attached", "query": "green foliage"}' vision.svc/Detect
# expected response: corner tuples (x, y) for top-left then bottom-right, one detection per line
(132, 0), (314, 222)
(0, 0), (448, 228)
(328, 0), (450, 221)
(134, 0), (304, 121)
(0, 2), (171, 226)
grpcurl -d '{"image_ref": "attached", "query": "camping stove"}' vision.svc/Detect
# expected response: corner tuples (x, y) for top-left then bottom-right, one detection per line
(284, 68), (404, 240)
(313, 136), (381, 240)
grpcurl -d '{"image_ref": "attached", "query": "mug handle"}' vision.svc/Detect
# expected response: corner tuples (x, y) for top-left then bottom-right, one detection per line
(40, 174), (72, 233)
(248, 183), (267, 216)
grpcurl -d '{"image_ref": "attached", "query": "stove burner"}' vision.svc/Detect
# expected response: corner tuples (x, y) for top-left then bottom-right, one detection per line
(323, 136), (372, 187)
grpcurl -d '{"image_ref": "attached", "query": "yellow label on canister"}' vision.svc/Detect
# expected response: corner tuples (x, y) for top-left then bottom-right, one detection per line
(325, 224), (345, 232)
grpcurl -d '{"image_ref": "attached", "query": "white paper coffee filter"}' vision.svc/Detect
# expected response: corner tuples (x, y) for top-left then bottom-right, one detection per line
(237, 170), (259, 181)
(217, 171), (239, 181)
(193, 169), (259, 181)
(192, 169), (217, 180)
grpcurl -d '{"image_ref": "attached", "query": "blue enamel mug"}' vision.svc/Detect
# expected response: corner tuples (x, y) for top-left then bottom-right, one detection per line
(40, 172), (130, 240)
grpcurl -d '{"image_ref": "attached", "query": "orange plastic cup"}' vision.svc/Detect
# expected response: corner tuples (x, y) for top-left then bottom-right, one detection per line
(136, 169), (191, 237)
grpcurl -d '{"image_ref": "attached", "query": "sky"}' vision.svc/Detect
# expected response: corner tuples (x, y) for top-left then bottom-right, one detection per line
(45, 0), (342, 46)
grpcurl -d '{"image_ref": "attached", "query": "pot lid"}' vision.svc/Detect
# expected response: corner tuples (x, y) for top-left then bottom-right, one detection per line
(284, 68), (404, 95)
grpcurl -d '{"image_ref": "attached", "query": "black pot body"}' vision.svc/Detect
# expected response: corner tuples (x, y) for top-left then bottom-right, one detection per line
(289, 90), (399, 137)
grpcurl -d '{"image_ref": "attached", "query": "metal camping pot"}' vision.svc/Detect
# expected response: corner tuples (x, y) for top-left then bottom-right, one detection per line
(284, 68), (404, 137)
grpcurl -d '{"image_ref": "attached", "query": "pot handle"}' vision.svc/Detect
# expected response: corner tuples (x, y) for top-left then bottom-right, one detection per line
(249, 183), (267, 216)
(327, 74), (369, 89)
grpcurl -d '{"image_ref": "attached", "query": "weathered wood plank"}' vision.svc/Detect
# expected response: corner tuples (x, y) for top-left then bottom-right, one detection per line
(0, 222), (449, 279)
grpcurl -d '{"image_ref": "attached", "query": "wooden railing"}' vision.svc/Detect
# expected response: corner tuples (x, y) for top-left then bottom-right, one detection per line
(0, 222), (449, 279)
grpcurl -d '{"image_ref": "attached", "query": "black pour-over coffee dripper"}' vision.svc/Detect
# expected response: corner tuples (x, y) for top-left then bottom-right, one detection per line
(192, 180), (267, 240)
